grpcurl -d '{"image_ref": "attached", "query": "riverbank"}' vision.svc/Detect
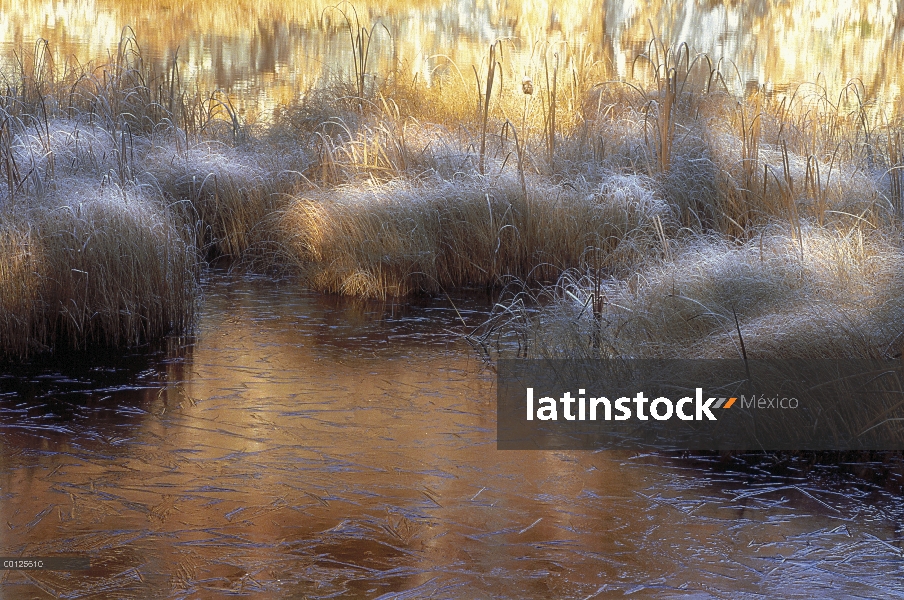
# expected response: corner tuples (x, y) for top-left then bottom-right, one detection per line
(2, 35), (903, 358)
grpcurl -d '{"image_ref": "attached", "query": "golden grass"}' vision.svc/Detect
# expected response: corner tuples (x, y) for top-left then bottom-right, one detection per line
(142, 142), (286, 258)
(279, 172), (666, 298)
(0, 217), (41, 355)
(4, 33), (904, 360)
(0, 186), (198, 358)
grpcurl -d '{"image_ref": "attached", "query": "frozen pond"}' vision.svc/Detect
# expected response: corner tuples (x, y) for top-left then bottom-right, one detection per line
(4, 1), (904, 110)
(2, 274), (903, 598)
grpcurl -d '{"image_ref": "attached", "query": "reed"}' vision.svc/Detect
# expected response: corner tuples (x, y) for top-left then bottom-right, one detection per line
(886, 129), (904, 216)
(142, 142), (284, 259)
(630, 39), (711, 175)
(543, 51), (558, 172)
(0, 186), (199, 359)
(498, 224), (904, 361)
(279, 173), (666, 298)
(323, 2), (390, 109)
(3, 29), (904, 362)
(476, 42), (501, 175)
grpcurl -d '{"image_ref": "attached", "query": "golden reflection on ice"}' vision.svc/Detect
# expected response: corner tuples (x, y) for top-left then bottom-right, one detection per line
(0, 0), (902, 115)
(1, 277), (902, 597)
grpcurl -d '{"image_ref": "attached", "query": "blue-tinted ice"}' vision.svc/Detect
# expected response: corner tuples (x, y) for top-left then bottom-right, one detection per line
(1, 274), (903, 598)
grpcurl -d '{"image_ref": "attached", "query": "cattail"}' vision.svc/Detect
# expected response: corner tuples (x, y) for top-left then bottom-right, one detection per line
(522, 76), (534, 95)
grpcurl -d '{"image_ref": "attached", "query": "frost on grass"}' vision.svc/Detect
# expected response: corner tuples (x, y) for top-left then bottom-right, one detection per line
(0, 183), (198, 358)
(4, 39), (904, 358)
(280, 172), (668, 298)
(512, 225), (904, 359)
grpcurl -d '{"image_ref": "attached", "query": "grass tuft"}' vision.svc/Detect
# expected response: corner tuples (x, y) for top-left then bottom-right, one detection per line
(1, 186), (198, 358)
(500, 225), (904, 360)
(279, 172), (667, 298)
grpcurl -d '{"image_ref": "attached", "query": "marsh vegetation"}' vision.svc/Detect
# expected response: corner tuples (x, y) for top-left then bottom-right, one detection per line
(4, 6), (904, 597)
(2, 21), (904, 361)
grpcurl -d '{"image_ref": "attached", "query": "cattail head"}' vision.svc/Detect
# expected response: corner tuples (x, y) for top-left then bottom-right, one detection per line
(522, 76), (534, 95)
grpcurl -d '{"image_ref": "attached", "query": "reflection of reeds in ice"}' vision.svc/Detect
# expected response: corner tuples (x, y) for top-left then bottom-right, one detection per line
(2, 0), (902, 109)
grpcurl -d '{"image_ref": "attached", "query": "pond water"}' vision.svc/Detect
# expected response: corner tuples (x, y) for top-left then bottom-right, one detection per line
(2, 274), (904, 598)
(1, 0), (903, 114)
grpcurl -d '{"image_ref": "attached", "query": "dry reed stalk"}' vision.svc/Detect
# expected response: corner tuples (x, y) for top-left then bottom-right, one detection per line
(887, 129), (904, 217)
(324, 3), (389, 109)
(476, 42), (501, 175)
(738, 96), (762, 221)
(544, 51), (558, 172)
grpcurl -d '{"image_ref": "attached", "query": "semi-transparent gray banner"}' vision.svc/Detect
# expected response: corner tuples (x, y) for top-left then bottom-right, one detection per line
(497, 360), (904, 450)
